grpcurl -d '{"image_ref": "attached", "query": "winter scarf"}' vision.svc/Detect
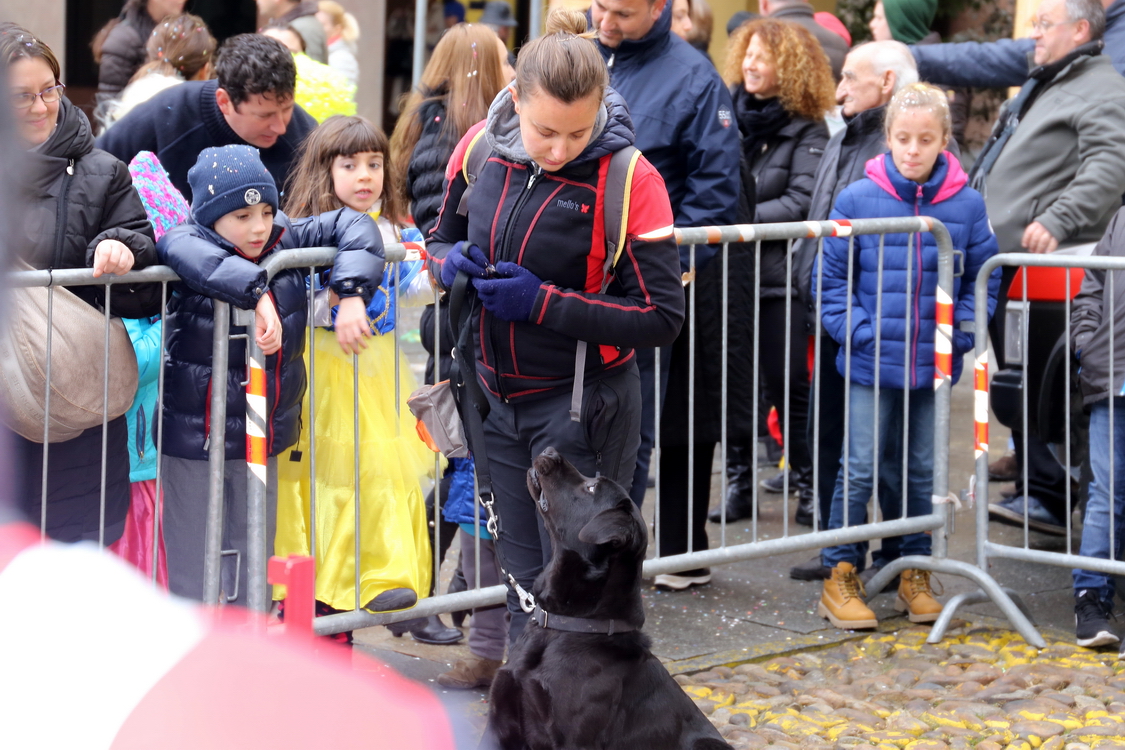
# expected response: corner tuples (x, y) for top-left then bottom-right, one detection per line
(733, 88), (791, 162)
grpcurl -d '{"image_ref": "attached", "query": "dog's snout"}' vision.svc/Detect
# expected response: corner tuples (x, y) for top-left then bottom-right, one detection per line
(532, 447), (563, 475)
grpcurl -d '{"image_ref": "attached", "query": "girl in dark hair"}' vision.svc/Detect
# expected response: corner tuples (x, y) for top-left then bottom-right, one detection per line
(92, 0), (188, 108)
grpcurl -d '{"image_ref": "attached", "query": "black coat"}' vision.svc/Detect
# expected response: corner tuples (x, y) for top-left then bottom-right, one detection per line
(157, 208), (383, 461)
(96, 4), (157, 108)
(13, 97), (160, 544)
(734, 89), (828, 298)
(96, 80), (318, 204)
(407, 93), (459, 383)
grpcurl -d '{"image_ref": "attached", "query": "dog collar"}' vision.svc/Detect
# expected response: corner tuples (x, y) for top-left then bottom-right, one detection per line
(531, 604), (637, 636)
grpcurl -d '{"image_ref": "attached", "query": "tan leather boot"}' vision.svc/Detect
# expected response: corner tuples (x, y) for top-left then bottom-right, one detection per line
(895, 568), (943, 623)
(436, 656), (503, 689)
(818, 562), (878, 629)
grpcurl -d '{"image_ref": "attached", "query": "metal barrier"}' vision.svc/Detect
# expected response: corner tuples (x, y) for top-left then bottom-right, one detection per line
(944, 251), (1125, 643)
(293, 218), (1040, 646)
(9, 225), (1046, 647)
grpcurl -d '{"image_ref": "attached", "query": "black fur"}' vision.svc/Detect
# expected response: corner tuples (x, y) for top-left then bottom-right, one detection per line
(483, 448), (733, 750)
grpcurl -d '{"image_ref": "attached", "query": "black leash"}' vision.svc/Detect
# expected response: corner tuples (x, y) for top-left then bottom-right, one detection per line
(447, 249), (637, 636)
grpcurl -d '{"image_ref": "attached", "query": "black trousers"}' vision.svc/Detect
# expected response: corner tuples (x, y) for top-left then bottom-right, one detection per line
(657, 442), (715, 575)
(759, 298), (811, 475)
(481, 364), (641, 644)
(988, 265), (1070, 520)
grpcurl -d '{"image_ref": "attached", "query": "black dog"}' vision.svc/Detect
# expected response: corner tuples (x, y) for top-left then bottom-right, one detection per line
(483, 448), (732, 750)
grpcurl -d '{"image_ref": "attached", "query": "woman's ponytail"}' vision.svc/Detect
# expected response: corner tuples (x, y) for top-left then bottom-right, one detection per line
(515, 9), (608, 104)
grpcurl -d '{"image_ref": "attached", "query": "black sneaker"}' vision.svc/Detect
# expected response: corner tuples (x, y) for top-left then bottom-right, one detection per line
(760, 470), (792, 494)
(1075, 590), (1119, 648)
(789, 555), (831, 580)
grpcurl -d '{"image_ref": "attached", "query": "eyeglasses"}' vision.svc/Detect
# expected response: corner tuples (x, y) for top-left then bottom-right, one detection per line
(10, 83), (65, 110)
(1030, 16), (1075, 33)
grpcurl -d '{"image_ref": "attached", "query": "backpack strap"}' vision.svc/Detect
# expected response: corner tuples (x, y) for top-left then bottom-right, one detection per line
(456, 129), (490, 217)
(569, 145), (642, 423)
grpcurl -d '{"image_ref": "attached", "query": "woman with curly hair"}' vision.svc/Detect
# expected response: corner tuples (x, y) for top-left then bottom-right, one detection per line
(700, 18), (836, 537)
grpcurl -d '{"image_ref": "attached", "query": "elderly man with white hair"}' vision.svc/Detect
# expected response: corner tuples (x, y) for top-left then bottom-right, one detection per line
(780, 41), (928, 581)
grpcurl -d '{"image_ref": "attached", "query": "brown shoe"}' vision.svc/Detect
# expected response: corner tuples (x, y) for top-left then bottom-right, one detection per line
(989, 453), (1017, 481)
(436, 656), (503, 690)
(895, 569), (943, 624)
(818, 562), (878, 630)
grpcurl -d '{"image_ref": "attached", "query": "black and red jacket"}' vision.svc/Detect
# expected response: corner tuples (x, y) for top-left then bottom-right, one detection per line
(428, 89), (685, 402)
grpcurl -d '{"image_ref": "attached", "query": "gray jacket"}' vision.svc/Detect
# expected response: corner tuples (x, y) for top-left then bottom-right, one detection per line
(983, 53), (1125, 255)
(1073, 208), (1125, 405)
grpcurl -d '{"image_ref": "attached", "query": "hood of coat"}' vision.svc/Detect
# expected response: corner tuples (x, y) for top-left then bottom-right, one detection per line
(593, 0), (673, 64)
(864, 151), (966, 205)
(24, 97), (96, 195)
(484, 85), (635, 168)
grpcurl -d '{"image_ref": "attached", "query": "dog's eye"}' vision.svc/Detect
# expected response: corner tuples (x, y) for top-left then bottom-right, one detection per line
(586, 483), (596, 494)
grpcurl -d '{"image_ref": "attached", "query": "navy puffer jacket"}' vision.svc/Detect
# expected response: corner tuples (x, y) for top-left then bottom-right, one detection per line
(816, 153), (1000, 389)
(157, 208), (383, 460)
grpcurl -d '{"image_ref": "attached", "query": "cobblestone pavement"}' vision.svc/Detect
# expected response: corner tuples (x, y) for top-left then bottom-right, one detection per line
(676, 623), (1125, 750)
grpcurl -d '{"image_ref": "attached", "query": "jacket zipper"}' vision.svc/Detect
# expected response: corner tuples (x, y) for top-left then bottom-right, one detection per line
(912, 185), (924, 389)
(490, 165), (543, 402)
(51, 160), (75, 270)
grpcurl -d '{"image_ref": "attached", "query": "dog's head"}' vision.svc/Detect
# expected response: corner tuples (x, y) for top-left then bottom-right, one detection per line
(527, 447), (646, 556)
(526, 448), (647, 619)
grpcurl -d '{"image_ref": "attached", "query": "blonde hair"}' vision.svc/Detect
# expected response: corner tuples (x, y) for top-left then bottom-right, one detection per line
(884, 83), (952, 142)
(514, 9), (608, 104)
(721, 18), (836, 122)
(318, 1), (360, 44)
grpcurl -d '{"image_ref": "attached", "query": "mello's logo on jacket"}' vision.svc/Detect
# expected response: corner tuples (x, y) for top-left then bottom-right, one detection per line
(556, 199), (590, 214)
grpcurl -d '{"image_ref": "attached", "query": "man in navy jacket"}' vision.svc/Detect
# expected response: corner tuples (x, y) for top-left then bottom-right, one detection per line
(911, 0), (1125, 86)
(96, 34), (317, 203)
(590, 0), (740, 513)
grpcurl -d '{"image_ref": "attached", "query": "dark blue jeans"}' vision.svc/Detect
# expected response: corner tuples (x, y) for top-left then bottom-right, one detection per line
(1073, 397), (1125, 601)
(823, 384), (935, 567)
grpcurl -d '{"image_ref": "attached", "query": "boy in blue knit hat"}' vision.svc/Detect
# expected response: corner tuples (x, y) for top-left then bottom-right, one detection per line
(156, 144), (384, 605)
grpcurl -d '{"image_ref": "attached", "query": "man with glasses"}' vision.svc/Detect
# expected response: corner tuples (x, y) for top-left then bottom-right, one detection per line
(967, 0), (1125, 538)
(911, 0), (1125, 86)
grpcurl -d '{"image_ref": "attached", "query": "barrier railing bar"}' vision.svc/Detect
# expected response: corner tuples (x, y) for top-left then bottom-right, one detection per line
(203, 300), (231, 605)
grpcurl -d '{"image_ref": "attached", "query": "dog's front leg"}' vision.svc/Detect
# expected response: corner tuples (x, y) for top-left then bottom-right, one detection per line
(483, 670), (529, 750)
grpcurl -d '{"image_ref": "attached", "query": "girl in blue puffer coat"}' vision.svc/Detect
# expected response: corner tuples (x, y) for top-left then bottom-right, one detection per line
(814, 83), (1000, 630)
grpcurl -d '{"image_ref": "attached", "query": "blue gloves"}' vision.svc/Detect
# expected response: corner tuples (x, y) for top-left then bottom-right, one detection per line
(440, 241), (490, 289)
(475, 261), (544, 322)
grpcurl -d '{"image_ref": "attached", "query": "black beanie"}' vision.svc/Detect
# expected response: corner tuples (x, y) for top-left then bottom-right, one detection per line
(187, 145), (280, 229)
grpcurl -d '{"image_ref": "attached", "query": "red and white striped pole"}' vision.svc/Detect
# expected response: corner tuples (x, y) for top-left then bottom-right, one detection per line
(934, 286), (954, 391)
(245, 315), (269, 613)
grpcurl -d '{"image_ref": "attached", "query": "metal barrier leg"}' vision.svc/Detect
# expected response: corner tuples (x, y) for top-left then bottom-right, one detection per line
(204, 301), (232, 605)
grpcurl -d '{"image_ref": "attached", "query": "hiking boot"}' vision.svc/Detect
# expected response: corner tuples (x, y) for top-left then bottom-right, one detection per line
(818, 562), (877, 630)
(989, 452), (1018, 481)
(654, 569), (712, 590)
(436, 656), (503, 689)
(710, 445), (756, 523)
(988, 495), (1067, 536)
(1075, 589), (1119, 648)
(789, 555), (831, 581)
(895, 569), (943, 623)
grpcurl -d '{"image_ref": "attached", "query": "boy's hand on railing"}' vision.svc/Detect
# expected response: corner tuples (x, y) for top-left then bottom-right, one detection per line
(92, 239), (135, 277)
(255, 294), (282, 356)
(334, 295), (371, 355)
(1021, 222), (1059, 254)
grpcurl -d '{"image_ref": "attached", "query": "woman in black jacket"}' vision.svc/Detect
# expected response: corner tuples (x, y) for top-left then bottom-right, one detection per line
(92, 0), (188, 112)
(725, 18), (834, 526)
(3, 25), (162, 544)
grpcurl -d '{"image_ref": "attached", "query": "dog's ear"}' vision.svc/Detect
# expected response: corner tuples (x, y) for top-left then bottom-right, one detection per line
(578, 506), (637, 548)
